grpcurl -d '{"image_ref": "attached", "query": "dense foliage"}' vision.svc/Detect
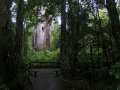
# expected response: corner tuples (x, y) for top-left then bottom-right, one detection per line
(0, 0), (120, 90)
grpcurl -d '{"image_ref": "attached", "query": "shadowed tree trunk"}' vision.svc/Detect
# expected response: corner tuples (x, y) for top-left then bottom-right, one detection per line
(0, 0), (19, 88)
(106, 0), (120, 57)
(67, 0), (81, 72)
(60, 0), (67, 62)
(0, 0), (8, 82)
(0, 0), (16, 84)
(0, 1), (8, 58)
(16, 0), (24, 60)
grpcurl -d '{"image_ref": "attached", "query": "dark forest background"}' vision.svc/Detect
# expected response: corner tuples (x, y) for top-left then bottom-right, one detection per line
(0, 0), (120, 90)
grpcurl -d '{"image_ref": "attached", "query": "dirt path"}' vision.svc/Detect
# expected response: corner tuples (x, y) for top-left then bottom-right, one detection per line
(29, 69), (63, 90)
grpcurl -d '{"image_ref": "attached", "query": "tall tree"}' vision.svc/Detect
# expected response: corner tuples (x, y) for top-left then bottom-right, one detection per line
(0, 0), (18, 88)
(60, 0), (67, 62)
(16, 0), (24, 60)
(0, 0), (9, 82)
(0, 0), (8, 60)
(106, 0), (120, 57)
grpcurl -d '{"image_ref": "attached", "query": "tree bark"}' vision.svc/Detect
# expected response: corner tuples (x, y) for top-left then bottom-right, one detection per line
(106, 0), (120, 56)
(16, 0), (24, 59)
(0, 0), (8, 61)
(0, 0), (9, 83)
(60, 0), (66, 62)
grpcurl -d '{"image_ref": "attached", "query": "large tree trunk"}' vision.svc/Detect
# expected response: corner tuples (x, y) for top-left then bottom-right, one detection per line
(16, 0), (24, 59)
(0, 0), (8, 61)
(33, 22), (51, 50)
(0, 0), (9, 82)
(106, 0), (120, 57)
(45, 23), (51, 49)
(0, 1), (19, 89)
(67, 0), (80, 72)
(32, 5), (51, 51)
(60, 0), (67, 62)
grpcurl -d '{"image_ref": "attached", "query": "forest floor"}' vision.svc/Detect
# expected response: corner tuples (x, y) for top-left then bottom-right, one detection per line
(29, 69), (63, 90)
